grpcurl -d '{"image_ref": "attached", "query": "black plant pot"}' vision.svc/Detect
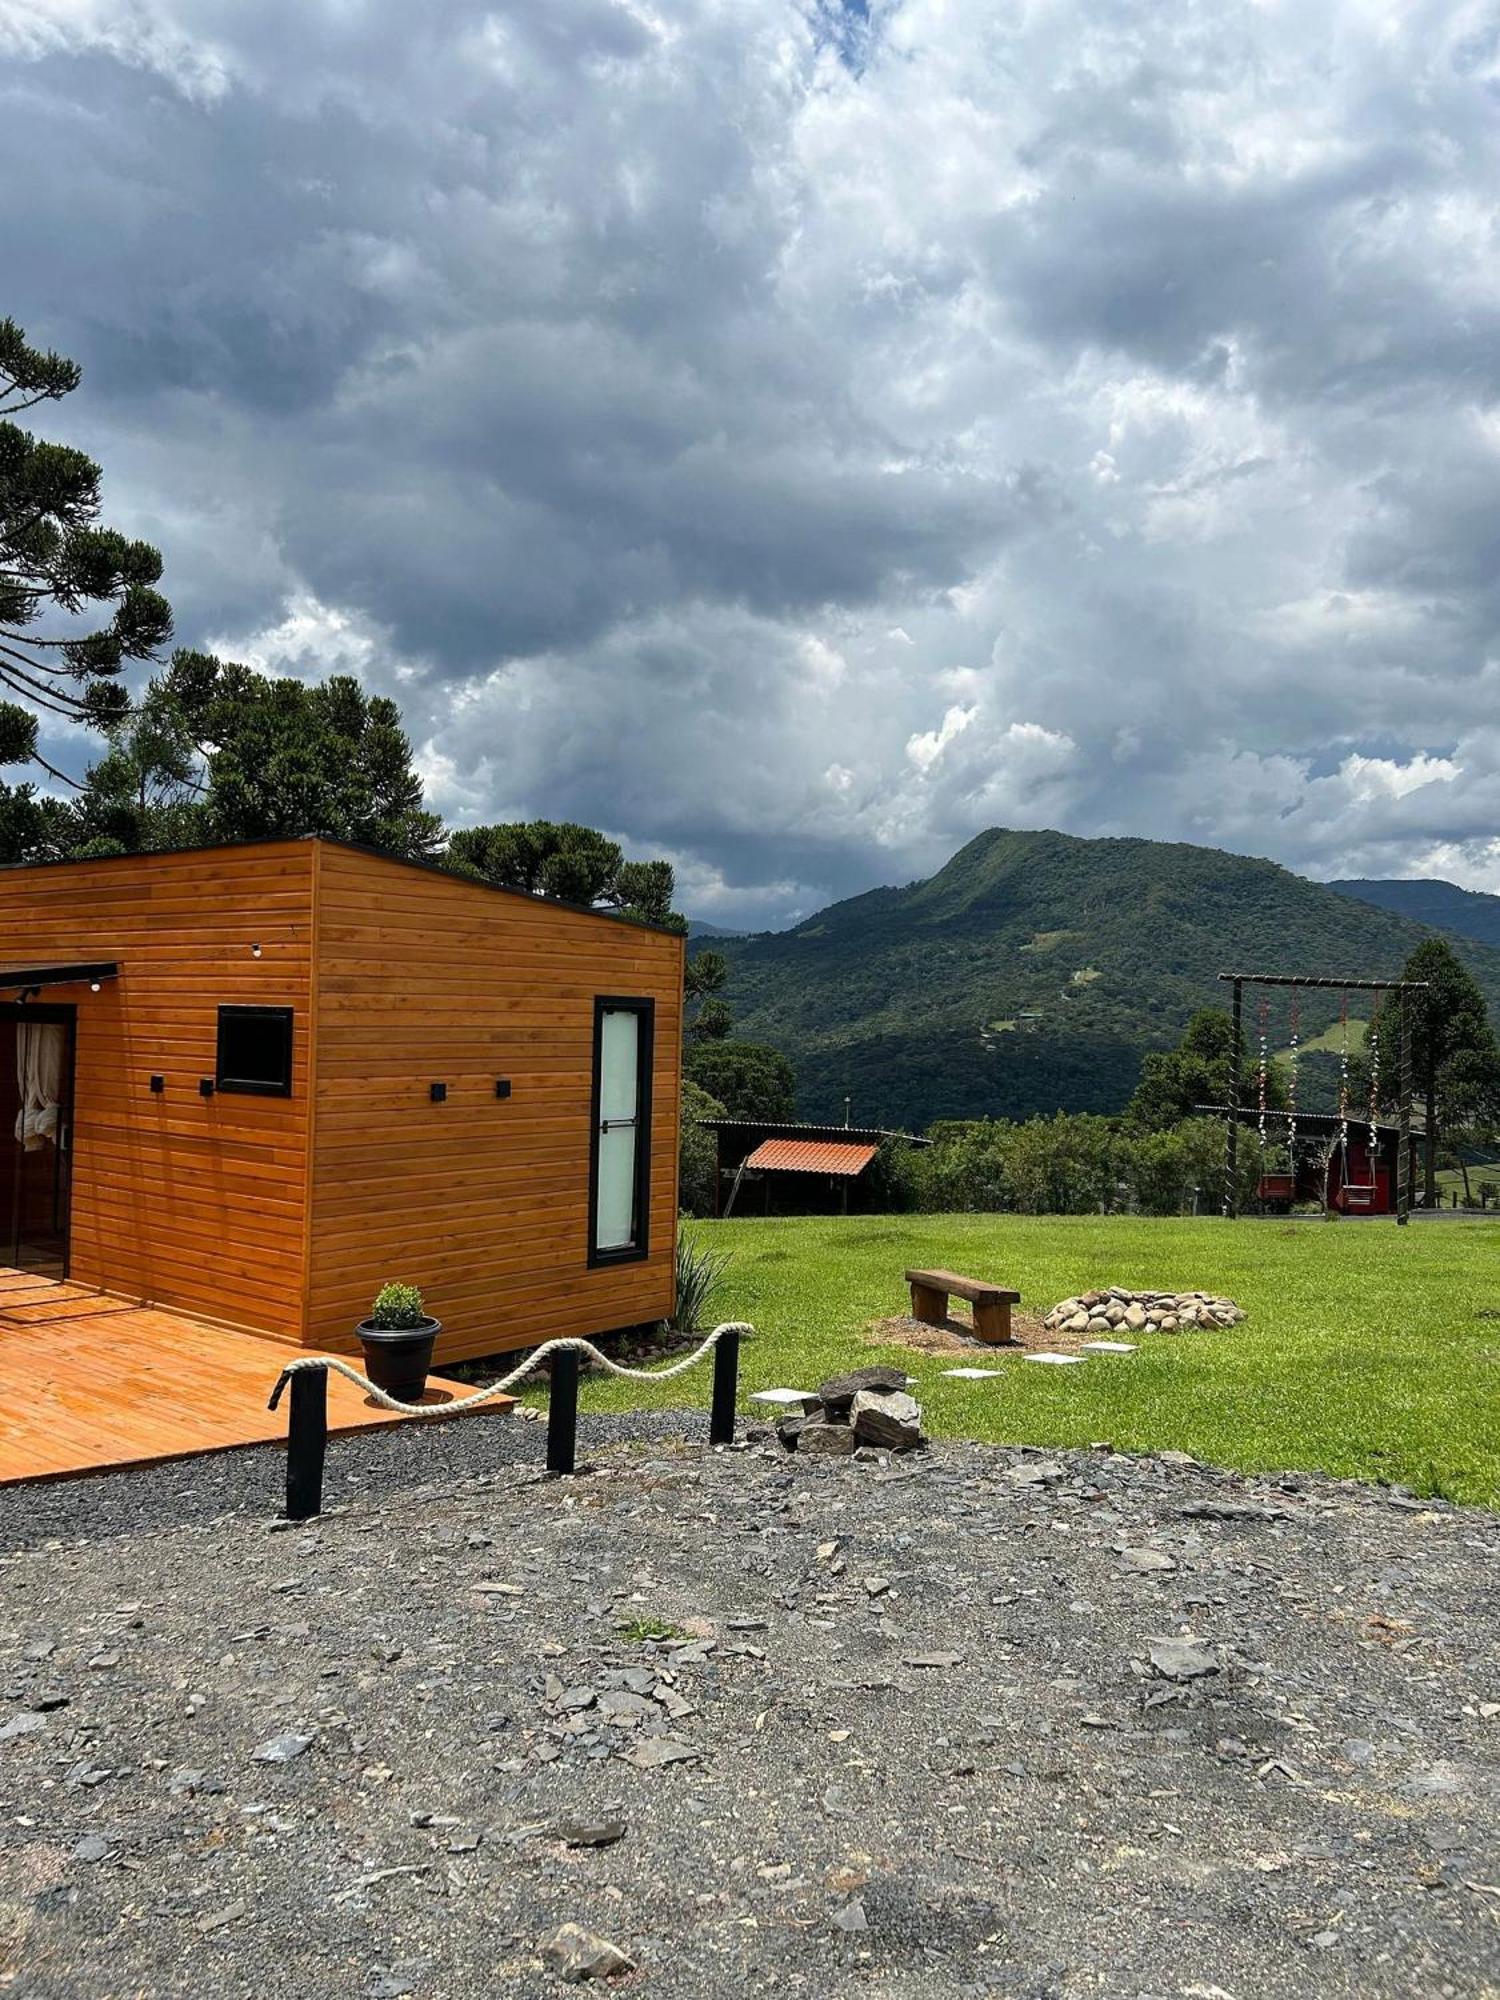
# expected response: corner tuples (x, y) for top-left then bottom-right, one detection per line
(356, 1317), (442, 1402)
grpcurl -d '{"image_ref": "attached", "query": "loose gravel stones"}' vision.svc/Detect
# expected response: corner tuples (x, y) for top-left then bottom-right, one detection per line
(554, 1818), (627, 1848)
(0, 1420), (1495, 1998)
(251, 1731), (313, 1762)
(538, 1924), (634, 1981)
(1147, 1635), (1220, 1680)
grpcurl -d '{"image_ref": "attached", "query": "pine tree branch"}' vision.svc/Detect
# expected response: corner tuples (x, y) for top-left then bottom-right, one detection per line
(0, 647), (91, 713)
(0, 389), (71, 417)
(32, 750), (83, 790)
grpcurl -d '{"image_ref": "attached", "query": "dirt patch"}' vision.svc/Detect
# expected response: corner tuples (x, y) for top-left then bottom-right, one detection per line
(864, 1308), (1080, 1357)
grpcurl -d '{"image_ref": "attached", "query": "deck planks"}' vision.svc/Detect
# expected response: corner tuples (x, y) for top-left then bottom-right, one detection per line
(0, 1270), (513, 1486)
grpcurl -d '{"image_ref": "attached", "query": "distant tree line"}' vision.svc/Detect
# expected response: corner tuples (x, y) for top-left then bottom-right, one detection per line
(877, 1113), (1252, 1218)
(870, 951), (1500, 1217)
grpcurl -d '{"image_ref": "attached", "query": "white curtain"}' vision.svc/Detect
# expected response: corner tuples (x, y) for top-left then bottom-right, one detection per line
(15, 1021), (65, 1151)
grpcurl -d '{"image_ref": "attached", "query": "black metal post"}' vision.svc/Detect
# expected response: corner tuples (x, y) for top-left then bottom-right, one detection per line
(547, 1347), (580, 1475)
(286, 1368), (328, 1521)
(709, 1327), (740, 1446)
(1225, 977), (1242, 1219)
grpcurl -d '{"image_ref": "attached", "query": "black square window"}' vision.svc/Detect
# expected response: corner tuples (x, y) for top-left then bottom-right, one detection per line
(216, 1005), (294, 1097)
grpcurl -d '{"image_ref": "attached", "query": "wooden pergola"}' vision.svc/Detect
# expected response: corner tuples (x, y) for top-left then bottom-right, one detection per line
(1216, 972), (1429, 1223)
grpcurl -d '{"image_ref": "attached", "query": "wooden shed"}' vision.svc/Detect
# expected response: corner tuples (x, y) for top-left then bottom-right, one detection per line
(0, 838), (683, 1362)
(703, 1118), (927, 1216)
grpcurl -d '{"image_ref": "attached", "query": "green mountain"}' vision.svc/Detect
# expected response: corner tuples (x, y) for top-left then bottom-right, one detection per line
(1329, 878), (1500, 953)
(719, 829), (1500, 1129)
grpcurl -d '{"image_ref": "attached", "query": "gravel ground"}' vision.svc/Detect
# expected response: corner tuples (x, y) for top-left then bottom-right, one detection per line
(1, 1414), (1498, 1999)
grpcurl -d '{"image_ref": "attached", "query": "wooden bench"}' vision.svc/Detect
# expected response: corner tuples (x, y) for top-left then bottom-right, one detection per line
(905, 1268), (1021, 1346)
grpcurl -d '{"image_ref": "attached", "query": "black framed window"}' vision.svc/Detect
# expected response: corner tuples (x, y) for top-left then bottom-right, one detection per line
(588, 996), (653, 1267)
(216, 1005), (294, 1097)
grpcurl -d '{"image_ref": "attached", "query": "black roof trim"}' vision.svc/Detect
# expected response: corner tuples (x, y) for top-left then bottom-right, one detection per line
(698, 1117), (928, 1145)
(0, 961), (119, 990)
(0, 835), (686, 942)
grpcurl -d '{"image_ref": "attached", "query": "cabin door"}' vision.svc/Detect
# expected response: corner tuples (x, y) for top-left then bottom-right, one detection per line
(0, 1006), (76, 1279)
(589, 997), (654, 1265)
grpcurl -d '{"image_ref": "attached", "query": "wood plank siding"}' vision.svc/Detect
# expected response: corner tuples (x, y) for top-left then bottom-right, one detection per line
(305, 843), (683, 1361)
(0, 844), (314, 1336)
(0, 839), (683, 1361)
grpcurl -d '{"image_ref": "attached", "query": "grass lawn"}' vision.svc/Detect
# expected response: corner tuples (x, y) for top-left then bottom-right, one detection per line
(553, 1215), (1500, 1508)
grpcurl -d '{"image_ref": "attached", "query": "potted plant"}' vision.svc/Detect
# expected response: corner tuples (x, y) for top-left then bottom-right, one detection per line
(357, 1282), (441, 1401)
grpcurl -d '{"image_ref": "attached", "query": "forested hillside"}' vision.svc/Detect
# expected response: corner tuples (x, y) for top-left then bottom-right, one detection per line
(714, 830), (1500, 1128)
(1330, 878), (1500, 952)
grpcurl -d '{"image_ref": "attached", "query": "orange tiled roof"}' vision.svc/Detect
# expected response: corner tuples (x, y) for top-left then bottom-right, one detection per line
(741, 1138), (880, 1176)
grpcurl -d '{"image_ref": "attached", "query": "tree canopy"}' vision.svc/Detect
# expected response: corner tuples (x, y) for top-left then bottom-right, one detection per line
(446, 819), (685, 929)
(684, 947), (732, 1040)
(0, 649), (443, 863)
(1126, 1007), (1286, 1131)
(0, 317), (172, 776)
(678, 1076), (726, 1216)
(684, 1038), (796, 1122)
(1378, 937), (1500, 1196)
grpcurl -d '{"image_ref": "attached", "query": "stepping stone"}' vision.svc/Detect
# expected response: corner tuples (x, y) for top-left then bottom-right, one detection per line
(750, 1389), (817, 1407)
(1023, 1352), (1085, 1366)
(940, 1367), (1003, 1380)
(1080, 1341), (1137, 1355)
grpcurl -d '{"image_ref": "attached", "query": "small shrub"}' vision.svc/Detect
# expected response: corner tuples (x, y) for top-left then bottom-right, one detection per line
(368, 1281), (428, 1329)
(617, 1614), (683, 1642)
(670, 1230), (732, 1334)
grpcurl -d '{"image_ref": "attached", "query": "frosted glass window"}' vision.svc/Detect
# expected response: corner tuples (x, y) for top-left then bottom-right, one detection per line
(594, 1007), (641, 1253)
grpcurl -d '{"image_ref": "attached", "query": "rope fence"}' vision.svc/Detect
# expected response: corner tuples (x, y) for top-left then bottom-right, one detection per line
(267, 1321), (755, 1520)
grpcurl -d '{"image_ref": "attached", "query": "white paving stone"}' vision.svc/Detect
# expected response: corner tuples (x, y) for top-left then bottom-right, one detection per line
(1023, 1352), (1086, 1366)
(749, 1388), (816, 1406)
(939, 1367), (1004, 1380)
(1080, 1341), (1137, 1355)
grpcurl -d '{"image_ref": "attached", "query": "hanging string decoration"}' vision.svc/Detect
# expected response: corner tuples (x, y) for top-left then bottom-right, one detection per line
(1337, 987), (1351, 1167)
(1367, 991), (1381, 1154)
(1286, 990), (1300, 1169)
(1257, 991), (1270, 1167)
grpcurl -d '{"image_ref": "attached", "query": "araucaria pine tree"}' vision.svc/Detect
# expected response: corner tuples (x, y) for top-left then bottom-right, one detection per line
(0, 317), (173, 778)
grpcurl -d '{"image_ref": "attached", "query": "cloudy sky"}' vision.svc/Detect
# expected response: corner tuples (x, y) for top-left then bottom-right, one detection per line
(5, 0), (1500, 925)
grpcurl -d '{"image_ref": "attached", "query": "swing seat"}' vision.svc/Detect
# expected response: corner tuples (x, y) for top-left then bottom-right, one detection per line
(1258, 1171), (1294, 1203)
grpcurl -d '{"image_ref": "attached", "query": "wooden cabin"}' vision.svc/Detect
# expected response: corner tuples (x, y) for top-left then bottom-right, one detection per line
(0, 838), (683, 1361)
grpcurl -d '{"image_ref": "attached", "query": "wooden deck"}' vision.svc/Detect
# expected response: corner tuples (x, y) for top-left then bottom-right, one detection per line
(0, 1269), (513, 1486)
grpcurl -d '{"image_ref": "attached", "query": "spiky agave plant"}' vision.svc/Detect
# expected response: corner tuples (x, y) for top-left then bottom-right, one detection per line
(669, 1230), (732, 1334)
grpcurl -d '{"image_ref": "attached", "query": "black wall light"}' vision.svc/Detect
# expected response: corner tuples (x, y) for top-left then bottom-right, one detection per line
(149, 1075), (165, 1094)
(495, 1079), (512, 1100)
(199, 1077), (216, 1097)
(430, 1081), (448, 1102)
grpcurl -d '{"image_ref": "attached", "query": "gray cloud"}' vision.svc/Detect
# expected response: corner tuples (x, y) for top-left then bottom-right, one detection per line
(7, 0), (1500, 922)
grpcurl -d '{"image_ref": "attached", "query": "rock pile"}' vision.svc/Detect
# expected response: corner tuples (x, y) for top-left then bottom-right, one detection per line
(774, 1365), (926, 1457)
(1044, 1288), (1246, 1336)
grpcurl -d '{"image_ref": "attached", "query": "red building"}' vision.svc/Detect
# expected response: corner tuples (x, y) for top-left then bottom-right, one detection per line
(1218, 1108), (1417, 1216)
